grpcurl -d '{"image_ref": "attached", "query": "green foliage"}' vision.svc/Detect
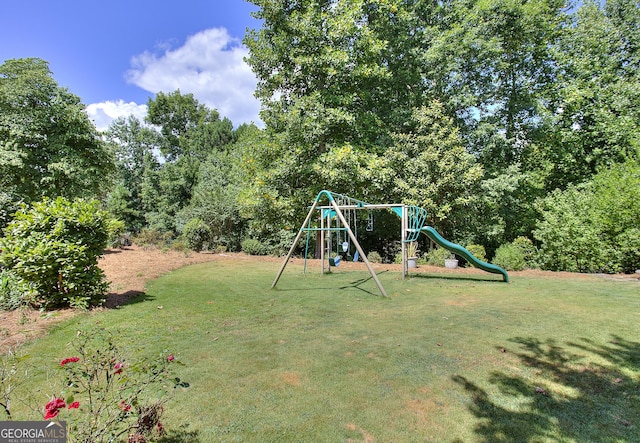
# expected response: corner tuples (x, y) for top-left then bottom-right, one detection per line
(366, 251), (382, 263)
(512, 236), (538, 268)
(245, 0), (420, 149)
(541, 0), (640, 190)
(104, 115), (162, 233)
(182, 218), (211, 252)
(386, 101), (483, 238)
(265, 229), (297, 257)
(177, 149), (245, 251)
(476, 164), (544, 253)
(0, 58), (114, 201)
(241, 238), (267, 256)
(493, 243), (527, 271)
(424, 247), (451, 266)
(0, 192), (23, 233)
(535, 159), (640, 273)
(106, 218), (127, 249)
(132, 228), (173, 249)
(0, 197), (110, 309)
(465, 244), (487, 264)
(406, 242), (419, 258)
(0, 269), (29, 311)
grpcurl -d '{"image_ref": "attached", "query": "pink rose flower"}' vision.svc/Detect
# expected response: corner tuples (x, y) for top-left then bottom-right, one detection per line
(44, 398), (66, 420)
(68, 401), (80, 409)
(167, 355), (175, 362)
(60, 357), (80, 366)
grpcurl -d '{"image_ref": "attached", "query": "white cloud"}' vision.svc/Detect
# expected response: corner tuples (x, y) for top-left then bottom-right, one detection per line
(126, 27), (262, 127)
(86, 100), (148, 132)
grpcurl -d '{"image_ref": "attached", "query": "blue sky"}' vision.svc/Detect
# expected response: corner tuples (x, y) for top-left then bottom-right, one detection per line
(0, 0), (263, 129)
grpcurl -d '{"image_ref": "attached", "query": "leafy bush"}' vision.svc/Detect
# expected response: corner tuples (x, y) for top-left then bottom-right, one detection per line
(493, 243), (526, 271)
(535, 160), (640, 273)
(132, 228), (173, 249)
(266, 229), (297, 256)
(0, 192), (23, 233)
(241, 238), (267, 256)
(107, 219), (128, 249)
(367, 251), (382, 263)
(0, 197), (111, 309)
(182, 218), (211, 252)
(512, 236), (538, 268)
(423, 247), (451, 266)
(0, 269), (29, 310)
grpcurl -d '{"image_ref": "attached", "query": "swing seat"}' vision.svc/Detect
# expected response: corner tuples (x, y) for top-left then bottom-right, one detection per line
(329, 256), (341, 267)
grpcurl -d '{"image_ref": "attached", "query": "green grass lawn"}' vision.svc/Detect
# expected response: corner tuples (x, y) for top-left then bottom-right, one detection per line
(5, 259), (640, 442)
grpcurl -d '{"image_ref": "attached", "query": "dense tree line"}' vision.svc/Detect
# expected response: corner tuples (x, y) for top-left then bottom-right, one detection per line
(1, 0), (639, 285)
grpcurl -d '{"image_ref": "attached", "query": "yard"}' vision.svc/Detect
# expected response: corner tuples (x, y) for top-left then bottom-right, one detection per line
(1, 248), (639, 442)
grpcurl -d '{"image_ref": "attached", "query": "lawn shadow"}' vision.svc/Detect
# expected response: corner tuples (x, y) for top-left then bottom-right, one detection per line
(103, 290), (156, 309)
(273, 271), (389, 297)
(453, 335), (640, 442)
(409, 272), (502, 283)
(158, 425), (200, 442)
(339, 271), (390, 297)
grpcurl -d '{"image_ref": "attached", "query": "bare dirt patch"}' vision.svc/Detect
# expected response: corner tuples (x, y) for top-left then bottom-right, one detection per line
(0, 245), (224, 353)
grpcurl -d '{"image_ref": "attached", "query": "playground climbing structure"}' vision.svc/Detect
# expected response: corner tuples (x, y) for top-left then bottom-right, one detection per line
(272, 190), (508, 298)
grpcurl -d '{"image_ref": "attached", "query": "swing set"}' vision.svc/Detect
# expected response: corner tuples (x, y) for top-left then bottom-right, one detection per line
(272, 190), (508, 298)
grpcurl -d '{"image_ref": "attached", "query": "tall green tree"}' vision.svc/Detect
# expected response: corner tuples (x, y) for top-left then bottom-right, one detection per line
(146, 90), (234, 162)
(421, 0), (565, 172)
(243, 0), (429, 233)
(245, 0), (421, 150)
(143, 91), (236, 233)
(385, 101), (484, 239)
(103, 116), (162, 232)
(0, 58), (114, 201)
(540, 0), (640, 190)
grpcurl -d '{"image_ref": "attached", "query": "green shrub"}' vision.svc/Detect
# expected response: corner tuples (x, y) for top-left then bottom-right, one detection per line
(107, 219), (128, 248)
(0, 197), (110, 309)
(493, 243), (526, 271)
(512, 236), (538, 268)
(132, 228), (173, 249)
(170, 238), (188, 252)
(0, 269), (30, 310)
(266, 229), (297, 256)
(465, 244), (487, 264)
(241, 238), (267, 256)
(424, 247), (451, 266)
(367, 251), (382, 263)
(0, 192), (23, 233)
(535, 160), (640, 273)
(182, 218), (211, 252)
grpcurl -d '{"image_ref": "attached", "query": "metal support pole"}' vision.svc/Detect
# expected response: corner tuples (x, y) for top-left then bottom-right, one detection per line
(272, 200), (320, 289)
(320, 211), (325, 275)
(402, 205), (407, 279)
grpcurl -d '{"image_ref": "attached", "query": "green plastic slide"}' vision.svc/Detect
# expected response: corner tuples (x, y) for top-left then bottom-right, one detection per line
(421, 226), (509, 282)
